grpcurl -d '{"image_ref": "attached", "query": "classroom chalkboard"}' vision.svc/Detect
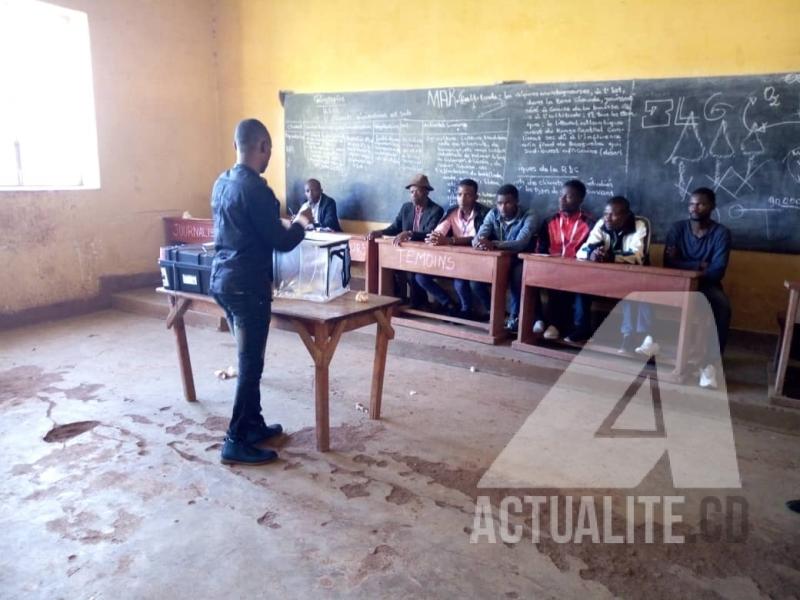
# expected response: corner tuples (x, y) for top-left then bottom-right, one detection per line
(284, 73), (800, 253)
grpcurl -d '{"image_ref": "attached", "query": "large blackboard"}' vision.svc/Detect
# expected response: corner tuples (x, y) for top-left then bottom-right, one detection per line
(284, 73), (800, 253)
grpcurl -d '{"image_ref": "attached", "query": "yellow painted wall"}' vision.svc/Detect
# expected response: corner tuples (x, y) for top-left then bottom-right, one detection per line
(0, 0), (219, 315)
(213, 0), (799, 333)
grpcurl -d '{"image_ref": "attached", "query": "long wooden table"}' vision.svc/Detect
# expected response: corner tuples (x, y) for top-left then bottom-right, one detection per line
(376, 239), (513, 344)
(513, 255), (701, 382)
(157, 288), (400, 451)
(348, 236), (378, 294)
(772, 280), (800, 408)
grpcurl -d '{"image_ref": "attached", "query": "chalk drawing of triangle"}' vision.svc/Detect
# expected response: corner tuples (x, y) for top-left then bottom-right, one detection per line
(597, 369), (665, 437)
(666, 121), (705, 164)
(709, 120), (735, 159)
(741, 128), (765, 155)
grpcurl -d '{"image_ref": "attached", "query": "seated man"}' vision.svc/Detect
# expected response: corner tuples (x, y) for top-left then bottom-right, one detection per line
(664, 187), (732, 389)
(473, 184), (536, 332)
(578, 196), (653, 354)
(416, 178), (490, 319)
(535, 179), (594, 342)
(367, 174), (444, 306)
(299, 178), (342, 231)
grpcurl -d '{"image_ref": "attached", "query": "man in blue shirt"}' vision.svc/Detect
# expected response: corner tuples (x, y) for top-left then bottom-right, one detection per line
(664, 187), (732, 389)
(211, 119), (313, 465)
(473, 184), (536, 332)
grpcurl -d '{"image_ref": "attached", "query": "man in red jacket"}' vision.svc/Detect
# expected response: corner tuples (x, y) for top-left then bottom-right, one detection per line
(534, 179), (595, 343)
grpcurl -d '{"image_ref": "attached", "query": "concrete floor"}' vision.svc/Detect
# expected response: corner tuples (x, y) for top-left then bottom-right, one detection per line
(1, 308), (800, 599)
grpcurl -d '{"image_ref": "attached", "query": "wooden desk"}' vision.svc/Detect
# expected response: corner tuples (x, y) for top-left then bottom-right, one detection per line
(772, 280), (800, 407)
(513, 255), (701, 382)
(156, 288), (400, 452)
(376, 239), (512, 345)
(348, 235), (378, 294)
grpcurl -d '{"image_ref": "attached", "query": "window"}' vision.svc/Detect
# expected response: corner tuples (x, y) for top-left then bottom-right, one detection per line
(0, 0), (100, 189)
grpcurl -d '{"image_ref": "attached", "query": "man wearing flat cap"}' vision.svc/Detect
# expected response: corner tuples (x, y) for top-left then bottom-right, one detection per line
(367, 174), (444, 245)
(367, 174), (444, 306)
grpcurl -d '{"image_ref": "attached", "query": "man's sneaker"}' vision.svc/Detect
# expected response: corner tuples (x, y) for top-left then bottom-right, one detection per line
(220, 437), (278, 465)
(533, 320), (546, 334)
(504, 316), (519, 333)
(635, 335), (660, 358)
(699, 364), (718, 389)
(786, 499), (800, 514)
(543, 325), (560, 340)
(618, 334), (636, 354)
(245, 423), (284, 446)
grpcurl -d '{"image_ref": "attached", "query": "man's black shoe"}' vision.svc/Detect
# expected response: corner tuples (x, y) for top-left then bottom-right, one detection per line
(245, 423), (284, 446)
(220, 437), (278, 465)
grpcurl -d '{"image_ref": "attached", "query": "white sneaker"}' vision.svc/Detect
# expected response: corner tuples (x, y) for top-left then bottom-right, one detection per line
(699, 364), (718, 389)
(533, 320), (546, 334)
(543, 325), (560, 340)
(635, 335), (660, 358)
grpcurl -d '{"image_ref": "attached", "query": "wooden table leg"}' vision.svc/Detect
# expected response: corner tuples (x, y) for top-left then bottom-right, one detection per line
(518, 283), (535, 345)
(370, 308), (395, 420)
(313, 322), (331, 452)
(489, 258), (510, 339)
(775, 289), (799, 396)
(167, 297), (197, 402)
(673, 290), (694, 382)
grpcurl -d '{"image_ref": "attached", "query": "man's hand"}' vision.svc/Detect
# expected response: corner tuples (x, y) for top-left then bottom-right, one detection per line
(426, 231), (445, 246)
(393, 231), (412, 246)
(699, 261), (709, 271)
(474, 237), (493, 251)
(589, 247), (606, 262)
(292, 206), (314, 229)
(664, 246), (679, 260)
(366, 231), (383, 241)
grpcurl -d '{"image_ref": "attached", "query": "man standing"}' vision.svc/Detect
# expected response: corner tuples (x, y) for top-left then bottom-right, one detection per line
(298, 178), (342, 231)
(535, 179), (594, 342)
(210, 118), (313, 465)
(417, 178), (490, 318)
(473, 184), (536, 332)
(367, 174), (444, 306)
(664, 187), (732, 389)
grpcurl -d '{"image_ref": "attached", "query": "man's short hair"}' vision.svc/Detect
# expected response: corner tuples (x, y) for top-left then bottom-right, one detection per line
(306, 178), (321, 188)
(458, 178), (478, 194)
(691, 186), (716, 206)
(234, 119), (270, 152)
(496, 184), (519, 200)
(563, 179), (587, 200)
(607, 195), (631, 213)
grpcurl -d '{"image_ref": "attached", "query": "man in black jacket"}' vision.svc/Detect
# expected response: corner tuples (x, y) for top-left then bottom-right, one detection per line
(367, 174), (444, 306)
(211, 118), (313, 466)
(299, 178), (342, 231)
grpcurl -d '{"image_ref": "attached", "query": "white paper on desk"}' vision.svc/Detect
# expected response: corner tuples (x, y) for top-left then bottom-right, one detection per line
(531, 253), (554, 257)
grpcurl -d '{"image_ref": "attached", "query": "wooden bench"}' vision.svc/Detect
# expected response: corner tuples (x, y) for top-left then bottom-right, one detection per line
(376, 239), (513, 345)
(513, 255), (701, 382)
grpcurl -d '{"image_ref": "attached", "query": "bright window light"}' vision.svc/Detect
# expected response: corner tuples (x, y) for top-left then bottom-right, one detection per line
(0, 0), (100, 190)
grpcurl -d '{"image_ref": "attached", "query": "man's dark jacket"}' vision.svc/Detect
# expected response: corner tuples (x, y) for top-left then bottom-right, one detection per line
(314, 194), (342, 231)
(210, 164), (305, 295)
(380, 199), (444, 241)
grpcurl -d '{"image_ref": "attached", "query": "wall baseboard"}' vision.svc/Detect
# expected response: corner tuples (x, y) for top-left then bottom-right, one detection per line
(0, 271), (161, 331)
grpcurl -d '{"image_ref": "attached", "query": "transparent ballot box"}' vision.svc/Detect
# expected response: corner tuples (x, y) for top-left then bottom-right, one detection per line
(272, 232), (351, 302)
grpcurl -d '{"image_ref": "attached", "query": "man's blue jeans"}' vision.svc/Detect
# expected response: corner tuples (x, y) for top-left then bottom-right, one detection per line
(414, 275), (488, 313)
(212, 293), (271, 442)
(621, 301), (653, 336)
(474, 261), (524, 318)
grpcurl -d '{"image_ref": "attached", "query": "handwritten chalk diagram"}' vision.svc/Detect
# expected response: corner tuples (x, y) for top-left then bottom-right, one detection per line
(286, 75), (799, 250)
(651, 86), (799, 239)
(785, 147), (800, 184)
